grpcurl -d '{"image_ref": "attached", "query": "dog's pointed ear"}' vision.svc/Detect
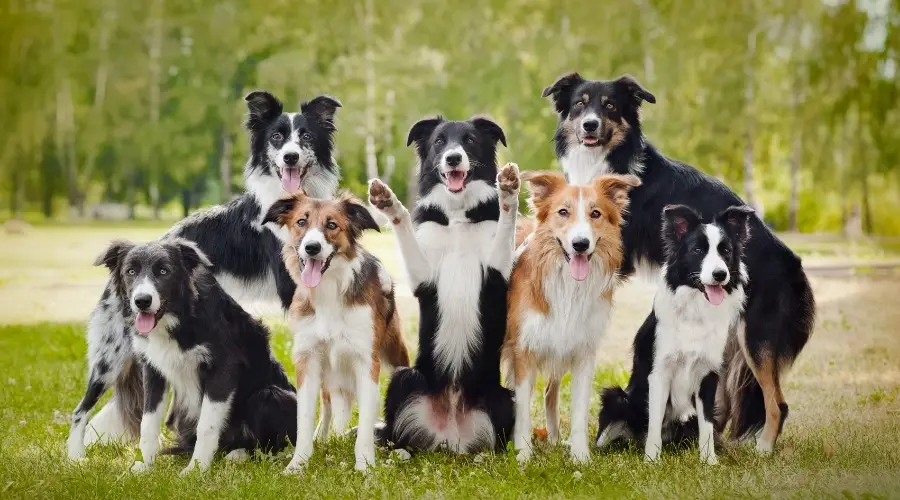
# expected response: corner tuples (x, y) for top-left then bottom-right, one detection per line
(170, 239), (213, 272)
(471, 116), (507, 147)
(614, 74), (656, 106)
(662, 205), (701, 245)
(541, 72), (585, 115)
(339, 191), (381, 237)
(522, 170), (568, 208)
(262, 195), (302, 226)
(406, 116), (444, 148)
(93, 239), (135, 271)
(244, 91), (284, 132)
(301, 95), (342, 130)
(716, 205), (755, 245)
(593, 174), (642, 215)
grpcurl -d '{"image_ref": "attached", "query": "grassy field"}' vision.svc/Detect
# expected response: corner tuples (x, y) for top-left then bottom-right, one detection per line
(0, 223), (899, 499)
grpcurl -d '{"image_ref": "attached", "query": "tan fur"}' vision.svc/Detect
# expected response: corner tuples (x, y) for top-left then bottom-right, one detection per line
(504, 172), (640, 385)
(274, 191), (410, 387)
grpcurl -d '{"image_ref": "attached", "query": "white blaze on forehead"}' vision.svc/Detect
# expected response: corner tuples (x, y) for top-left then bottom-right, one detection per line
(565, 191), (594, 253)
(299, 227), (334, 259)
(700, 224), (729, 285)
(132, 276), (161, 312)
(440, 145), (470, 172)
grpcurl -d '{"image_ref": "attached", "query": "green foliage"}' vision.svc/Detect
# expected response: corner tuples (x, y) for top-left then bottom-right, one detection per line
(0, 0), (898, 233)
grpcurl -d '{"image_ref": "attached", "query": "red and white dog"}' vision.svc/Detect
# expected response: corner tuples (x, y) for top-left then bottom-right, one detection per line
(503, 171), (640, 463)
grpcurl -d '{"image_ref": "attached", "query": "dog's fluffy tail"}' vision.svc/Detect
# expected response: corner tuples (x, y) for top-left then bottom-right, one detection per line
(716, 339), (765, 440)
(114, 357), (144, 438)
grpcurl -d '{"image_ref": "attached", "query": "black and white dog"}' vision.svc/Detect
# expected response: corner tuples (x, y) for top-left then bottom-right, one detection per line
(94, 238), (296, 475)
(66, 91), (341, 460)
(367, 116), (520, 453)
(542, 73), (815, 453)
(595, 205), (753, 464)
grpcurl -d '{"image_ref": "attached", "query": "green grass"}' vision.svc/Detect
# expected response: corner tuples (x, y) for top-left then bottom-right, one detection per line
(0, 322), (898, 499)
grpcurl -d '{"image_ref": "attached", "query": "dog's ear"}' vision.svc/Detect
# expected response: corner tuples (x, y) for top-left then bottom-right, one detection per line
(522, 171), (568, 212)
(541, 72), (585, 116)
(614, 74), (656, 106)
(244, 91), (284, 132)
(594, 174), (642, 216)
(716, 205), (755, 245)
(170, 239), (213, 272)
(338, 191), (381, 237)
(471, 116), (507, 147)
(301, 95), (342, 131)
(94, 239), (135, 272)
(662, 205), (701, 245)
(262, 195), (302, 226)
(406, 116), (444, 149)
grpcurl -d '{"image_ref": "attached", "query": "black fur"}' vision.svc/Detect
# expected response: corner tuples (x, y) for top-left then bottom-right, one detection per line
(546, 74), (815, 444)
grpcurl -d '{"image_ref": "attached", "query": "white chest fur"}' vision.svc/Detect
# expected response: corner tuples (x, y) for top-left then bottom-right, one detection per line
(415, 219), (498, 378)
(519, 260), (616, 375)
(289, 261), (375, 391)
(131, 314), (210, 420)
(652, 282), (745, 418)
(561, 146), (612, 185)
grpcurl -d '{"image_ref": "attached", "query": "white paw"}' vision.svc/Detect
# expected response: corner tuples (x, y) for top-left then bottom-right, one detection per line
(701, 453), (719, 466)
(281, 462), (305, 476)
(130, 461), (150, 473)
(644, 446), (661, 464)
(179, 459), (207, 476)
(225, 449), (250, 463)
(392, 448), (411, 461)
(516, 448), (532, 464)
(368, 179), (403, 221)
(756, 438), (774, 455)
(546, 432), (559, 447)
(569, 444), (591, 464)
(354, 459), (371, 473)
(496, 163), (521, 211)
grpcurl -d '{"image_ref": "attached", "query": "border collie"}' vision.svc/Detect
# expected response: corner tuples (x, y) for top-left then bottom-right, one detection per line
(596, 205), (753, 464)
(542, 73), (815, 453)
(66, 91), (341, 460)
(504, 171), (640, 463)
(93, 238), (296, 475)
(262, 191), (410, 473)
(367, 116), (519, 453)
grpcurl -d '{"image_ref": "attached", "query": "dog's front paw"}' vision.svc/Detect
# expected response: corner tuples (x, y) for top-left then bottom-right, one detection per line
(497, 163), (521, 211)
(179, 459), (208, 477)
(368, 179), (404, 222)
(569, 444), (591, 464)
(516, 448), (532, 464)
(130, 460), (150, 473)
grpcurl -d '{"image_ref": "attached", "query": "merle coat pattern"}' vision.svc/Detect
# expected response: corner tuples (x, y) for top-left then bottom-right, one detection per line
(368, 116), (520, 453)
(66, 91), (340, 460)
(95, 239), (296, 475)
(543, 72), (815, 452)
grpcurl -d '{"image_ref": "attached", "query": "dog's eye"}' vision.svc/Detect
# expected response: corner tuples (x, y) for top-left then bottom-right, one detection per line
(721, 247), (731, 255)
(465, 136), (475, 145)
(606, 102), (616, 112)
(159, 268), (168, 275)
(590, 210), (602, 219)
(301, 132), (312, 141)
(297, 219), (307, 227)
(693, 248), (704, 255)
(271, 132), (283, 142)
(326, 221), (338, 230)
(558, 208), (569, 217)
(434, 138), (444, 146)
(126, 268), (136, 276)
(574, 101), (584, 110)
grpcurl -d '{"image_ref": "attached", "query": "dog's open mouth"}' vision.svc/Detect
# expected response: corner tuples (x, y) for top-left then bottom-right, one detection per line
(441, 170), (469, 193)
(581, 130), (612, 148)
(279, 166), (307, 193)
(557, 239), (592, 281)
(135, 311), (160, 336)
(300, 253), (335, 288)
(703, 285), (726, 306)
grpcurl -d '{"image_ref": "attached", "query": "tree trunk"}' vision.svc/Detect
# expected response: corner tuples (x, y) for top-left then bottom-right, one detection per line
(148, 0), (164, 219)
(383, 90), (396, 181)
(405, 158), (418, 208)
(788, 131), (800, 231)
(182, 189), (191, 218)
(363, 0), (379, 180)
(742, 25), (759, 214)
(219, 130), (233, 201)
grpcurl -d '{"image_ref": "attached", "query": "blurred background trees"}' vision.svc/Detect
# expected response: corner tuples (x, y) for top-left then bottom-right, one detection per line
(1, 0), (898, 234)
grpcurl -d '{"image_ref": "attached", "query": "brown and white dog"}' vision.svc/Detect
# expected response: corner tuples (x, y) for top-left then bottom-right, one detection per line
(262, 191), (410, 473)
(503, 171), (640, 463)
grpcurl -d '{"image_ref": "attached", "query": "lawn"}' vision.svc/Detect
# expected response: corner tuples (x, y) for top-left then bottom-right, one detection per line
(0, 223), (899, 499)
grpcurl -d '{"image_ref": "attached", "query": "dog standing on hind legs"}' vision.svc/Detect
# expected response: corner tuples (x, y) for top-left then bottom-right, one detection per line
(368, 116), (520, 453)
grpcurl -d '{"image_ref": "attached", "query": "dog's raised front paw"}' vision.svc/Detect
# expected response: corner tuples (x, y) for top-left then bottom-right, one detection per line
(497, 163), (521, 211)
(368, 179), (403, 221)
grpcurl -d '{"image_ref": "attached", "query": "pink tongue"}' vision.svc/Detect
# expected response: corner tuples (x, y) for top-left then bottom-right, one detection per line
(447, 171), (465, 192)
(301, 259), (324, 288)
(583, 136), (599, 145)
(282, 167), (302, 193)
(705, 285), (726, 306)
(135, 312), (157, 335)
(569, 254), (590, 281)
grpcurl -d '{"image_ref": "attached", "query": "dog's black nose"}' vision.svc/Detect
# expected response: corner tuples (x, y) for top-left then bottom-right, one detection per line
(712, 270), (728, 283)
(134, 294), (152, 310)
(445, 153), (462, 167)
(283, 152), (300, 166)
(304, 241), (321, 257)
(572, 238), (590, 254)
(582, 119), (600, 133)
